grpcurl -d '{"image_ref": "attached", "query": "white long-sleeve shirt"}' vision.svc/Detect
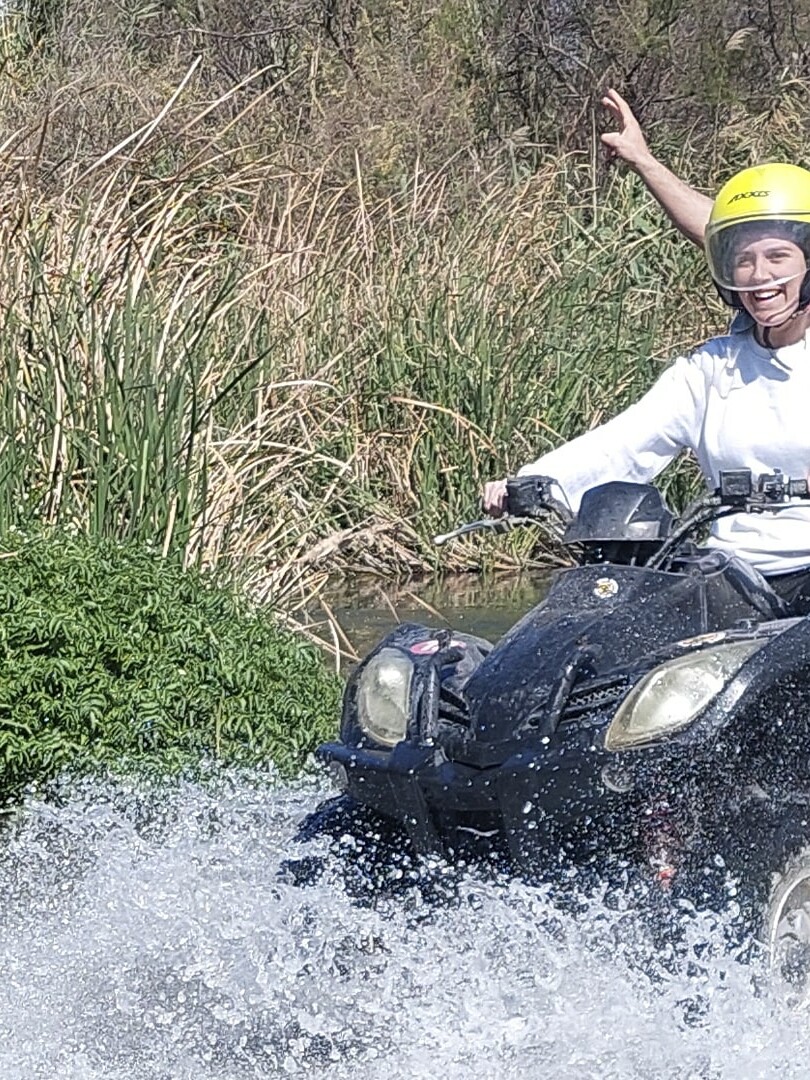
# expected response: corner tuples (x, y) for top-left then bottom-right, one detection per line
(517, 328), (810, 575)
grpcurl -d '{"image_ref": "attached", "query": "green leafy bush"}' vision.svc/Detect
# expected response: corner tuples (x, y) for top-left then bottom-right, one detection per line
(0, 529), (341, 801)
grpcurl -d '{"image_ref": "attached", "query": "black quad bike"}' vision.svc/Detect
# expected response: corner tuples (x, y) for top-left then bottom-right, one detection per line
(309, 469), (810, 993)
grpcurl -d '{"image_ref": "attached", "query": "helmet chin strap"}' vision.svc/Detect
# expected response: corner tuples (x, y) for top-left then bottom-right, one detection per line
(717, 269), (810, 326)
(744, 267), (810, 347)
(757, 297), (810, 348)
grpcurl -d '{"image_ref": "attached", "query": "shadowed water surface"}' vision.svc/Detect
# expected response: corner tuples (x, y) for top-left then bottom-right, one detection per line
(319, 572), (554, 661)
(1, 775), (808, 1080)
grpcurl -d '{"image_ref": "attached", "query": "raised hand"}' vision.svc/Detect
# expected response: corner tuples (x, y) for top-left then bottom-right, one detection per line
(598, 87), (712, 246)
(600, 88), (652, 170)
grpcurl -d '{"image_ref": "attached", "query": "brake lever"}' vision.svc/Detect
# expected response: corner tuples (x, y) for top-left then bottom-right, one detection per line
(746, 499), (807, 514)
(433, 516), (538, 546)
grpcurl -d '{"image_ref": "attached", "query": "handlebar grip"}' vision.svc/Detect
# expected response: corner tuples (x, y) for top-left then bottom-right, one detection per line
(504, 475), (556, 517)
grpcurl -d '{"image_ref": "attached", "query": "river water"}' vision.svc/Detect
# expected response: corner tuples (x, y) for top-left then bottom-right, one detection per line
(2, 773), (810, 1080)
(4, 575), (810, 1077)
(310, 572), (554, 665)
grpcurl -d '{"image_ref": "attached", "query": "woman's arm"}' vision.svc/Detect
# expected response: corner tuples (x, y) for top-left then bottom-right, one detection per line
(506, 352), (708, 513)
(601, 89), (713, 248)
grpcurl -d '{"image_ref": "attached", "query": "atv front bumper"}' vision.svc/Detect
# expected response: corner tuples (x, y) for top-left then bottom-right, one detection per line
(316, 733), (637, 871)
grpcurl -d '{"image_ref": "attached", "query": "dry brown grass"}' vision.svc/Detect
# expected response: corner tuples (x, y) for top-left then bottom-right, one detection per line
(0, 7), (808, 610)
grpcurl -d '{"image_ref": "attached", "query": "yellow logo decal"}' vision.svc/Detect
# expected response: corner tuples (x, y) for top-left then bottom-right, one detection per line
(593, 577), (619, 599)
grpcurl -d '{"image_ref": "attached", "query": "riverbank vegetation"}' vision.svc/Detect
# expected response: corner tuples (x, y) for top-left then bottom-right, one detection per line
(0, 0), (808, 610)
(0, 529), (341, 802)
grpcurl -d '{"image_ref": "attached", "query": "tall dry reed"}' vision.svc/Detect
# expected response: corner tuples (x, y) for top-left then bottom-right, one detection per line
(0, 42), (806, 607)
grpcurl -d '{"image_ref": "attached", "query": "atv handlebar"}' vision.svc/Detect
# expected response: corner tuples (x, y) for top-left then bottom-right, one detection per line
(434, 469), (810, 551)
(716, 468), (808, 506)
(433, 475), (572, 546)
(647, 469), (810, 570)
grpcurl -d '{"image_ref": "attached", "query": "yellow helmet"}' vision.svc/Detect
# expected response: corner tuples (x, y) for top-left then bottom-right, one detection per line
(706, 163), (810, 305)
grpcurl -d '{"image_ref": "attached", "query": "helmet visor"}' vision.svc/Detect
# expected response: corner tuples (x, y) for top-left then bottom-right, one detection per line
(706, 218), (810, 292)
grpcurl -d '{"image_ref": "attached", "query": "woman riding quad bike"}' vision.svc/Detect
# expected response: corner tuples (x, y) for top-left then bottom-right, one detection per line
(485, 162), (810, 610)
(306, 165), (810, 1000)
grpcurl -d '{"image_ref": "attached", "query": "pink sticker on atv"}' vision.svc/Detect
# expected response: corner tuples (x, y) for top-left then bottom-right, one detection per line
(408, 639), (467, 655)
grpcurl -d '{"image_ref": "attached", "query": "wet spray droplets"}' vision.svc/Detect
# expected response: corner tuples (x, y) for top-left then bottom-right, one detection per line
(0, 775), (807, 1079)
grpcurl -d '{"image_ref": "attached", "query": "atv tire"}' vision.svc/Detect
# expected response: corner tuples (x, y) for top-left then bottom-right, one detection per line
(765, 845), (810, 1007)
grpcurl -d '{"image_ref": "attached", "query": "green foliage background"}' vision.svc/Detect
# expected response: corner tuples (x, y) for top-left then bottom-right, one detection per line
(11, 0), (809, 192)
(0, 529), (341, 802)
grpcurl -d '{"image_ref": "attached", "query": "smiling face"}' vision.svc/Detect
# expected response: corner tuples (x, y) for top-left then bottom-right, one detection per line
(731, 235), (807, 327)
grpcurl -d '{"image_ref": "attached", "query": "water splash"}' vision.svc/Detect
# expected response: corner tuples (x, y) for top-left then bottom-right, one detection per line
(0, 774), (807, 1080)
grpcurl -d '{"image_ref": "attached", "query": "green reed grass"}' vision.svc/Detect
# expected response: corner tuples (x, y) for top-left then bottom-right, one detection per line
(0, 83), (771, 606)
(245, 156), (718, 588)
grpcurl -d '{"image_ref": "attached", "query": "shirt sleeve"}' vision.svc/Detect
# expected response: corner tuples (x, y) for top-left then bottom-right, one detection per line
(516, 353), (708, 511)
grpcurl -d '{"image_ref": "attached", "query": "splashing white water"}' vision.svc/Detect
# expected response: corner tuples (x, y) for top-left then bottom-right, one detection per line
(0, 774), (807, 1080)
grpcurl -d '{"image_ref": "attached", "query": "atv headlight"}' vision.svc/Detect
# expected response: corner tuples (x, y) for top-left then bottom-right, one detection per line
(605, 640), (764, 752)
(356, 647), (414, 747)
